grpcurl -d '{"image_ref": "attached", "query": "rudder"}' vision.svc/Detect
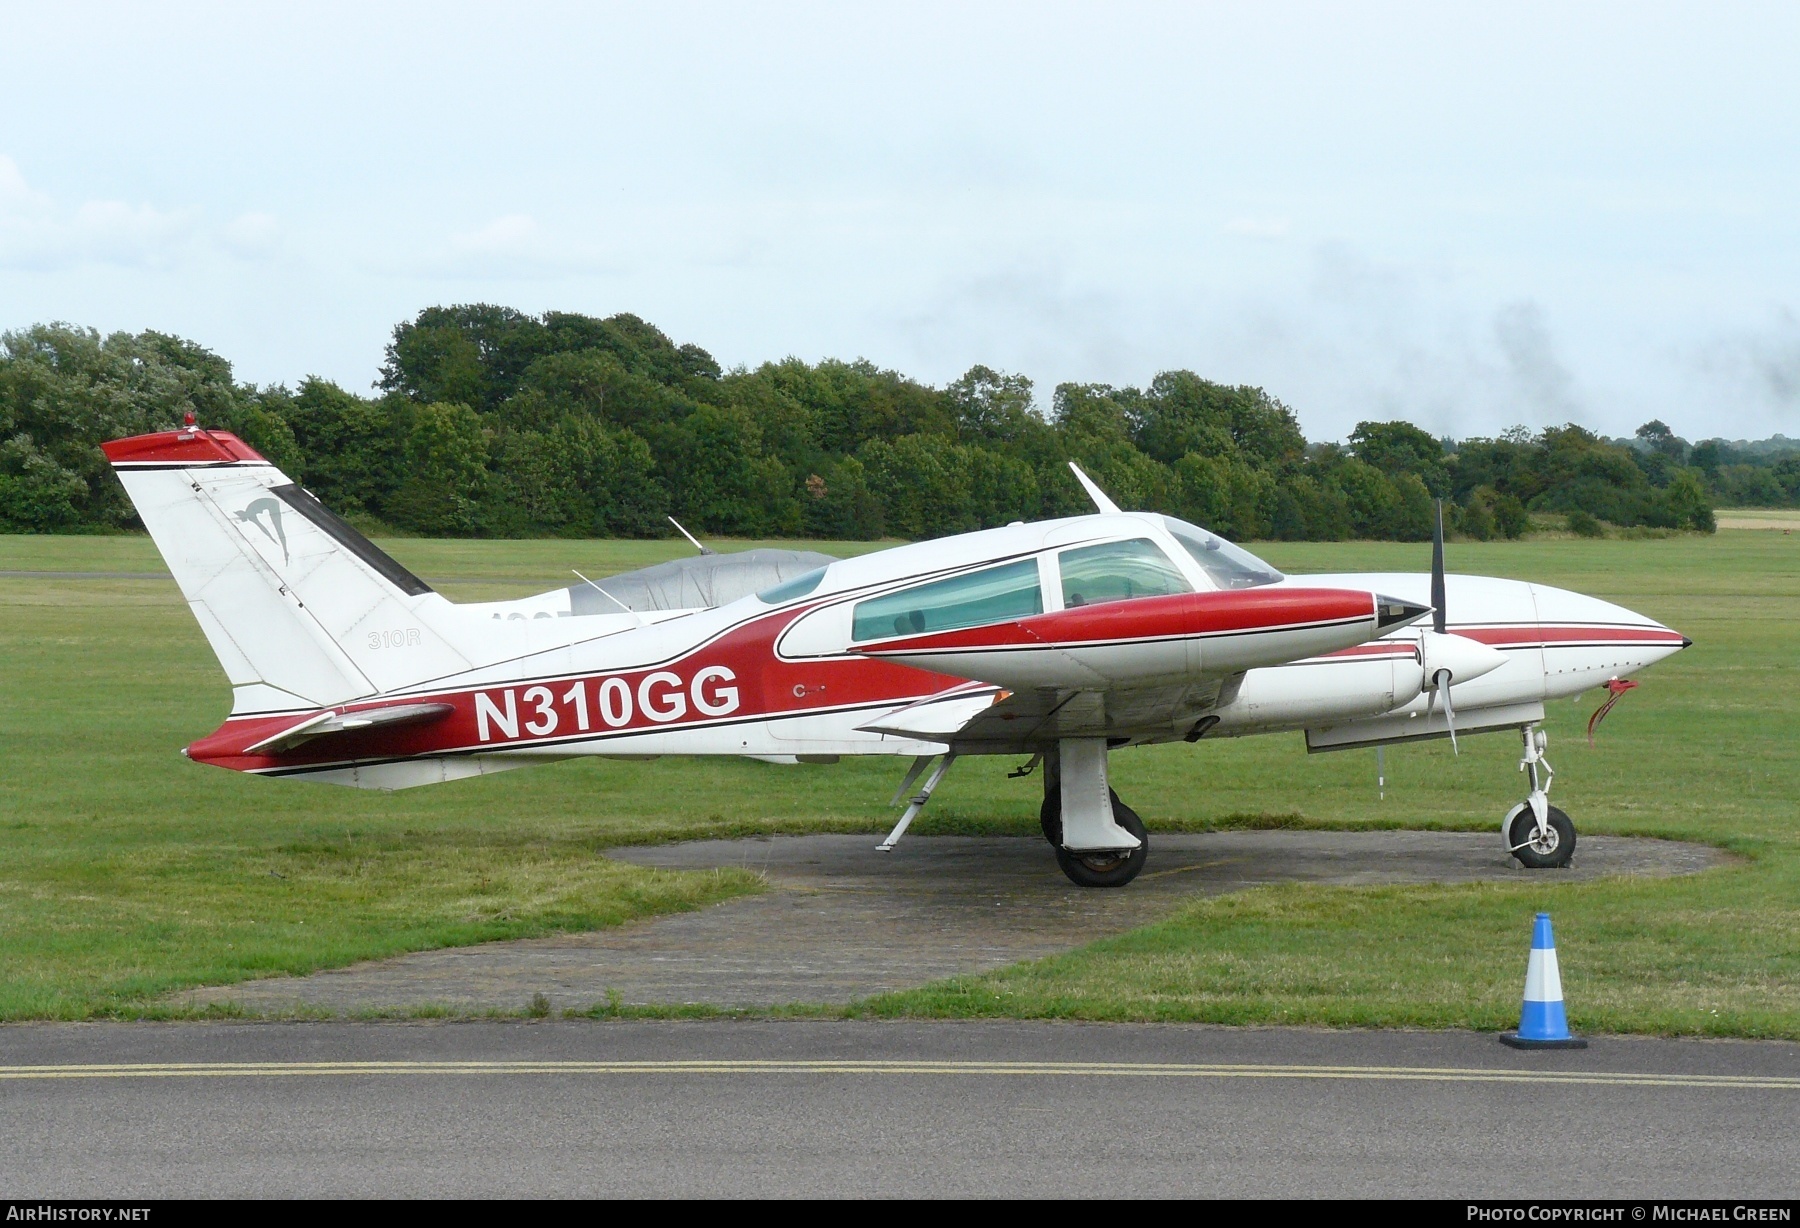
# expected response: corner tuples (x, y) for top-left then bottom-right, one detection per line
(105, 425), (477, 715)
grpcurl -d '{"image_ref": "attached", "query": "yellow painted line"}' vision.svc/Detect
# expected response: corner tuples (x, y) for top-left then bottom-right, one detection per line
(0, 1060), (1796, 1089)
(1136, 857), (1244, 882)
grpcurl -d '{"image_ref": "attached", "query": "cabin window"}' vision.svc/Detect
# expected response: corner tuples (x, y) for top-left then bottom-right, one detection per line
(1057, 538), (1192, 608)
(851, 559), (1043, 642)
(1159, 516), (1285, 589)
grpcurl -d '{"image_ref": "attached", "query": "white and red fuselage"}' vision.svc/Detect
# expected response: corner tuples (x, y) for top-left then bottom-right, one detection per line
(103, 428), (1689, 792)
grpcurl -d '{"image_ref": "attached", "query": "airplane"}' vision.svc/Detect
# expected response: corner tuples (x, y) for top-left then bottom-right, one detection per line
(102, 419), (1691, 888)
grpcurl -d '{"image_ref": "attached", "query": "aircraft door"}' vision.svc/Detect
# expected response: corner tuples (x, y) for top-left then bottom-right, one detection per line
(769, 600), (857, 740)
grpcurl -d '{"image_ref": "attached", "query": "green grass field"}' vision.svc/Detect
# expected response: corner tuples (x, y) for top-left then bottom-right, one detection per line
(2, 528), (1797, 1032)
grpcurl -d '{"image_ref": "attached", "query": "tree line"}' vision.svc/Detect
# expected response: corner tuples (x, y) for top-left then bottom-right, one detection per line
(0, 306), (1736, 542)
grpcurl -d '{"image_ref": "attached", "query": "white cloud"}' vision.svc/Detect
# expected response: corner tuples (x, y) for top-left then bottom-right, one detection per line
(0, 155), (50, 212)
(453, 213), (538, 256)
(377, 212), (627, 279)
(222, 211), (281, 258)
(0, 155), (196, 270)
(1223, 216), (1291, 240)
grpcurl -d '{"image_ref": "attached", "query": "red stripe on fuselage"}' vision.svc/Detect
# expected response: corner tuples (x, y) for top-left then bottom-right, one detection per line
(851, 587), (1374, 656)
(1457, 625), (1686, 648)
(186, 604), (960, 772)
(1321, 642), (1421, 660)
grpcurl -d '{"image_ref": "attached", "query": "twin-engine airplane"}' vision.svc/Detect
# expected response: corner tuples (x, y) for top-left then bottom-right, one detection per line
(105, 422), (1689, 888)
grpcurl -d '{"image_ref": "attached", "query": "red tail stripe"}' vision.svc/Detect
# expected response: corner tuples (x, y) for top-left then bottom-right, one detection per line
(101, 429), (266, 465)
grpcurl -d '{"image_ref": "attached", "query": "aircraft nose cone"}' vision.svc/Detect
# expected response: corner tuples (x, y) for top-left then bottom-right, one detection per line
(1376, 596), (1431, 630)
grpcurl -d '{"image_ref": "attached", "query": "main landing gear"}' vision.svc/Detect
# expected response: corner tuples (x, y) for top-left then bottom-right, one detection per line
(1503, 723), (1576, 869)
(1038, 739), (1148, 888)
(875, 738), (1149, 888)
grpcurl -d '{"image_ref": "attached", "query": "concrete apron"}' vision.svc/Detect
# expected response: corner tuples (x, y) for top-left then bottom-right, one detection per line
(177, 831), (1723, 1015)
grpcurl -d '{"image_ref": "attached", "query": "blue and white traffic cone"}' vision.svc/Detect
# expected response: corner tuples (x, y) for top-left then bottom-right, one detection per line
(1499, 912), (1588, 1050)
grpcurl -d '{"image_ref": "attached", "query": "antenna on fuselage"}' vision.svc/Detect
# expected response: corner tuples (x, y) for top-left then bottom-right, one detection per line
(571, 569), (645, 626)
(667, 516), (715, 555)
(1067, 462), (1122, 515)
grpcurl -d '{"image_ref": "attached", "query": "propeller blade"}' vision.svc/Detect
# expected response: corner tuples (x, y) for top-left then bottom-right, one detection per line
(1434, 666), (1459, 754)
(1431, 499), (1447, 635)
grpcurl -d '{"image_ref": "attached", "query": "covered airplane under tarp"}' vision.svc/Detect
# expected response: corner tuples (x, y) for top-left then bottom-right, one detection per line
(566, 549), (839, 614)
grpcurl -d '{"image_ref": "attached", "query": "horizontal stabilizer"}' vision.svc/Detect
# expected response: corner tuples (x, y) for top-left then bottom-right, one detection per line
(243, 702), (456, 756)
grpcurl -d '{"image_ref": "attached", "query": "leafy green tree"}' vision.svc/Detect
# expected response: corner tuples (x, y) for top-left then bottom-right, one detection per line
(282, 379), (406, 517)
(385, 402), (489, 535)
(1493, 493), (1530, 539)
(800, 457), (884, 539)
(1171, 453), (1273, 540)
(1664, 469), (1716, 533)
(1455, 487), (1498, 540)
(0, 306), (1728, 543)
(0, 433), (88, 531)
(656, 404), (794, 536)
(965, 446), (1042, 527)
(859, 434), (978, 539)
(1635, 419), (1686, 459)
(1349, 420), (1449, 495)
(0, 324), (259, 530)
(1130, 372), (1304, 468)
(947, 366), (1037, 444)
(1566, 509), (1604, 537)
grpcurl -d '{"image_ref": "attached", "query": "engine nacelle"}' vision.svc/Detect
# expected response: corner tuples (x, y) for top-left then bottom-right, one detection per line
(1209, 647), (1426, 735)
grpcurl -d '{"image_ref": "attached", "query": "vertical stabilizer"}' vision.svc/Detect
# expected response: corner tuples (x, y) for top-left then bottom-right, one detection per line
(105, 427), (478, 715)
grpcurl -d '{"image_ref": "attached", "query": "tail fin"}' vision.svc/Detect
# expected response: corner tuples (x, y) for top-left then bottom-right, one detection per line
(105, 427), (478, 715)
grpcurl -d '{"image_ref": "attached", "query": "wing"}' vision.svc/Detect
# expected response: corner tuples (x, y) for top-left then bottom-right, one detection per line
(857, 677), (1237, 754)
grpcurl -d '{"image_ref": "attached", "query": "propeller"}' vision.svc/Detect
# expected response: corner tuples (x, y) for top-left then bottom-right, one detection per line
(1424, 498), (1458, 753)
(1431, 497), (1447, 636)
(1431, 666), (1459, 754)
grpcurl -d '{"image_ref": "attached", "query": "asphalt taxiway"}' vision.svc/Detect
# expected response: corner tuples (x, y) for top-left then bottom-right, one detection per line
(181, 831), (1722, 1013)
(4, 1021), (1795, 1198)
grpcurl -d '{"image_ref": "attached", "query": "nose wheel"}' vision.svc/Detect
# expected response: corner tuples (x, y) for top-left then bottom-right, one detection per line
(1505, 724), (1576, 868)
(1506, 803), (1575, 868)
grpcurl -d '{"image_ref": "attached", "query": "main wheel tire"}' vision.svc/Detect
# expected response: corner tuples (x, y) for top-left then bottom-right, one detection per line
(1047, 791), (1149, 888)
(1507, 804), (1576, 869)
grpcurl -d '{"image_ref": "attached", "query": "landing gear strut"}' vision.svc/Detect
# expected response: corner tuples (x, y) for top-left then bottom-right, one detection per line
(1039, 740), (1148, 888)
(1503, 724), (1576, 869)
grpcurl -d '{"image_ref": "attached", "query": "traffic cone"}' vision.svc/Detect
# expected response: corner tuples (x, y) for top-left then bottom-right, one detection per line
(1499, 912), (1588, 1049)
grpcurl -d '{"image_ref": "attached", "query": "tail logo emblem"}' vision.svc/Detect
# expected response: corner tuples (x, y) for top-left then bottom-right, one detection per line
(236, 497), (289, 564)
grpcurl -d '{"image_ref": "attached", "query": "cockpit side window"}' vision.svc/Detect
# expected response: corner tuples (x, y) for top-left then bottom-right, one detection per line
(1057, 538), (1192, 609)
(850, 558), (1043, 642)
(1160, 516), (1285, 589)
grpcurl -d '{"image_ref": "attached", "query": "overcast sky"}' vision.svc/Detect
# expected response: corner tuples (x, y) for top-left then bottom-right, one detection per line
(2, 1), (1797, 442)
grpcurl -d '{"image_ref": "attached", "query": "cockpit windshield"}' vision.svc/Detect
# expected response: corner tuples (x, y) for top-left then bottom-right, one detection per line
(1160, 516), (1285, 589)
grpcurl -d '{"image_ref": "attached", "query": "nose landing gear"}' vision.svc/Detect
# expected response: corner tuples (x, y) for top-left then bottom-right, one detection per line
(1504, 724), (1575, 868)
